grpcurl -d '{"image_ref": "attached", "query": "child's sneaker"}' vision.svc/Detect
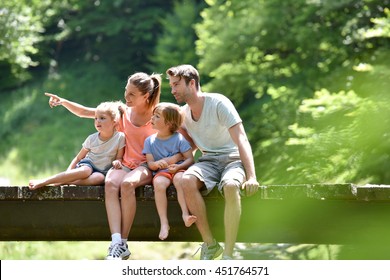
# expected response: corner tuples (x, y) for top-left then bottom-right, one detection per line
(105, 242), (131, 260)
(200, 240), (223, 260)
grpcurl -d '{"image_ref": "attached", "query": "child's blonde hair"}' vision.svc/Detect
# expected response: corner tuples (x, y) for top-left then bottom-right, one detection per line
(96, 101), (123, 122)
(153, 102), (183, 133)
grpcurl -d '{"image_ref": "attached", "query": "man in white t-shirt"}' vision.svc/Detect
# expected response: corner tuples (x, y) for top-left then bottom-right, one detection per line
(166, 64), (260, 260)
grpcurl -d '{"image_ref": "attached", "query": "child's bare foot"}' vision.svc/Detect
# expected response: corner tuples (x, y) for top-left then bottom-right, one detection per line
(183, 214), (197, 227)
(28, 179), (47, 190)
(159, 224), (170, 240)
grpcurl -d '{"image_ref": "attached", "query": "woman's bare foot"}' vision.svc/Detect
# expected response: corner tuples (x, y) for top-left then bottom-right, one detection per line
(183, 214), (197, 227)
(159, 224), (170, 240)
(28, 179), (47, 190)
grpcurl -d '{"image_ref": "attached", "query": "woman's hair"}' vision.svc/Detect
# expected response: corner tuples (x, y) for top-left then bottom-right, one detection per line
(166, 64), (200, 90)
(153, 102), (183, 133)
(96, 101), (123, 122)
(128, 72), (161, 109)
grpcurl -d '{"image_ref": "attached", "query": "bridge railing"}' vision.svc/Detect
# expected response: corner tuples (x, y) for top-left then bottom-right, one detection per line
(1, 183), (390, 246)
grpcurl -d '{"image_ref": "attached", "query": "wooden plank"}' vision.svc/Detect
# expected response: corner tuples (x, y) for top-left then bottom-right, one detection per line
(1, 184), (390, 244)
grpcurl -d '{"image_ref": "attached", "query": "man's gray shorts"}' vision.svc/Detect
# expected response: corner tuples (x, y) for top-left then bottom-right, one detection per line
(184, 152), (246, 196)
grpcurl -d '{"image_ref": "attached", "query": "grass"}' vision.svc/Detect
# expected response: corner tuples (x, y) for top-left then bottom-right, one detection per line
(0, 241), (341, 260)
(0, 241), (202, 260)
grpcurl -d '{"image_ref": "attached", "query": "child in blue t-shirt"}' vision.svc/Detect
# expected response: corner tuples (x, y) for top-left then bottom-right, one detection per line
(143, 102), (196, 240)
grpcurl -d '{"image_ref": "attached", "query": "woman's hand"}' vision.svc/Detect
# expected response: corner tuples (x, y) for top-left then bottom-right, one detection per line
(45, 92), (63, 108)
(112, 160), (123, 169)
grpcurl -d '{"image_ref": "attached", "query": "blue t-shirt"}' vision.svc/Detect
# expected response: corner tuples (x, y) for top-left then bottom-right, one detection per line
(143, 132), (191, 171)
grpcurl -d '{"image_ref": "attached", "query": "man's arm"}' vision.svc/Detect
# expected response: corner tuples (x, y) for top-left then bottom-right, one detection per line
(229, 122), (259, 196)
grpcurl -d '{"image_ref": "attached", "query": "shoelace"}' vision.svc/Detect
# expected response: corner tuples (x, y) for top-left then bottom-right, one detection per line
(109, 243), (125, 257)
(192, 243), (205, 257)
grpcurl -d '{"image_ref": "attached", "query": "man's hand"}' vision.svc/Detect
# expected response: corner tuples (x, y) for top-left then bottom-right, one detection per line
(241, 178), (260, 196)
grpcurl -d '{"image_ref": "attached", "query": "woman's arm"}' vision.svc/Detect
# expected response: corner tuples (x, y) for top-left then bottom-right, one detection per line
(45, 92), (96, 118)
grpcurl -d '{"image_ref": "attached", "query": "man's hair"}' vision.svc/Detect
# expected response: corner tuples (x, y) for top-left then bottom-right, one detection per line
(166, 64), (200, 90)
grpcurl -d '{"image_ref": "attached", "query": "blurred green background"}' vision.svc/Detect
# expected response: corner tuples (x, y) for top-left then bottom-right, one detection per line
(0, 0), (389, 259)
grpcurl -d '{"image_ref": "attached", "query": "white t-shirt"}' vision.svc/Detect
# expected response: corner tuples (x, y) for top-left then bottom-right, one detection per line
(82, 131), (126, 171)
(182, 93), (242, 155)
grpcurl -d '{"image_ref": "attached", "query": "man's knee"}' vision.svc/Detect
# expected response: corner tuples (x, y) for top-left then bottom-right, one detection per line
(222, 181), (240, 201)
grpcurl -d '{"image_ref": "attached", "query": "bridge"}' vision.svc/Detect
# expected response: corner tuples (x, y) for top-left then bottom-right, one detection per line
(2, 183), (390, 258)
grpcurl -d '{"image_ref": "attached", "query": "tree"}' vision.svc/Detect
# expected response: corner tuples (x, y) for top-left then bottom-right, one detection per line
(195, 0), (390, 183)
(45, 0), (175, 77)
(151, 0), (205, 101)
(0, 1), (47, 89)
(152, 0), (205, 72)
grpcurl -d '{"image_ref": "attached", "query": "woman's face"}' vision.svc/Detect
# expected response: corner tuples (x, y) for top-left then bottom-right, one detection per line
(124, 81), (148, 108)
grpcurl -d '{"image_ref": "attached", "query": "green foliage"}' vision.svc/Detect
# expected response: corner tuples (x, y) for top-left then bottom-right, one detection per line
(152, 0), (205, 102)
(255, 47), (390, 184)
(196, 0), (389, 106)
(195, 0), (390, 184)
(0, 0), (176, 90)
(0, 1), (46, 87)
(46, 0), (175, 77)
(152, 0), (204, 72)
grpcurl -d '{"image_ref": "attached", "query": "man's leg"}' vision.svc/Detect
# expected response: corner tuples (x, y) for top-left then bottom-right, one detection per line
(220, 158), (245, 259)
(222, 182), (241, 258)
(182, 174), (223, 259)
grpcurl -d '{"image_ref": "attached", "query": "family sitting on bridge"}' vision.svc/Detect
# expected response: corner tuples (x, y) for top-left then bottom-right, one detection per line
(30, 64), (260, 260)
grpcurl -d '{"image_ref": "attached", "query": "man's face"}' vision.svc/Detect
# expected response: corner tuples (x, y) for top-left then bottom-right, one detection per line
(168, 75), (188, 104)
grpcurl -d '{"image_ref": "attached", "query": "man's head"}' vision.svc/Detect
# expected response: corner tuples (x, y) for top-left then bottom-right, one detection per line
(166, 64), (200, 90)
(166, 65), (200, 104)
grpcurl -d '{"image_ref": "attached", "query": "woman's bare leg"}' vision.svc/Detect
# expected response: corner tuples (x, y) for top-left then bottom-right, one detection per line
(120, 166), (152, 240)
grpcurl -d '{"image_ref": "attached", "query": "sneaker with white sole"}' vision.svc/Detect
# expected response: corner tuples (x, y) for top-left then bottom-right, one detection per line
(200, 240), (223, 260)
(105, 242), (131, 260)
